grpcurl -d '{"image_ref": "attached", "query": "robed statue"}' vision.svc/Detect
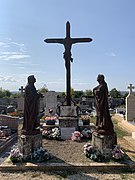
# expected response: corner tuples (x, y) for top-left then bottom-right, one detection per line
(93, 74), (114, 135)
(22, 75), (41, 135)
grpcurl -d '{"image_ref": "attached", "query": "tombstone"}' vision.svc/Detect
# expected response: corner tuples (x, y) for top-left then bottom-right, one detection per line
(44, 21), (92, 139)
(17, 86), (25, 113)
(126, 84), (135, 121)
(44, 91), (58, 115)
(17, 97), (24, 113)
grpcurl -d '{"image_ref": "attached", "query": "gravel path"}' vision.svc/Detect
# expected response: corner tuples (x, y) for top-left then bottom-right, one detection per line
(0, 170), (135, 180)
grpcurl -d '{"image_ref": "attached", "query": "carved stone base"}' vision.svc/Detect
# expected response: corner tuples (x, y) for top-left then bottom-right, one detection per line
(18, 133), (42, 161)
(59, 117), (79, 128)
(92, 131), (117, 158)
(59, 117), (79, 140)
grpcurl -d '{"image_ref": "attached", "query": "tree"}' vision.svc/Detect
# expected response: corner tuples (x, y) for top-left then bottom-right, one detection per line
(84, 89), (93, 96)
(38, 87), (48, 94)
(0, 88), (12, 98)
(73, 90), (84, 98)
(110, 88), (121, 98)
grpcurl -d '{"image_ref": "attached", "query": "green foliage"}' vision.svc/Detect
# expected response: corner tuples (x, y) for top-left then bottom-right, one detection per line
(84, 89), (93, 96)
(110, 88), (121, 98)
(0, 88), (11, 98)
(38, 87), (48, 94)
(73, 90), (84, 98)
(112, 119), (131, 138)
(10, 92), (21, 99)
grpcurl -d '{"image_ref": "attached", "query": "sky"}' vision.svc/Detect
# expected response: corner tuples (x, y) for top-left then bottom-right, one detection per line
(0, 0), (135, 92)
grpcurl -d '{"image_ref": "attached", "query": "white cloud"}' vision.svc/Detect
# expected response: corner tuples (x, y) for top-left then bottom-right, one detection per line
(4, 54), (30, 61)
(0, 39), (30, 61)
(105, 52), (116, 57)
(0, 76), (18, 82)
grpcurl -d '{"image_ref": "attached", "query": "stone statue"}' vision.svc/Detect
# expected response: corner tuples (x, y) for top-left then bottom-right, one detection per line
(22, 75), (41, 135)
(93, 74), (114, 135)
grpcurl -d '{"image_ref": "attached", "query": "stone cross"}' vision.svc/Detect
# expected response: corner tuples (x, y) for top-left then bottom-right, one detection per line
(44, 21), (92, 106)
(128, 84), (134, 95)
(19, 86), (25, 97)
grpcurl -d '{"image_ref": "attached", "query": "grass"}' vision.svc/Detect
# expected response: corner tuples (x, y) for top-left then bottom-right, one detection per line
(90, 115), (130, 138)
(112, 118), (130, 138)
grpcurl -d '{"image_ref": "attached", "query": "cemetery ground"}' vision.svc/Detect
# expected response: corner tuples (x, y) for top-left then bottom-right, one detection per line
(0, 116), (135, 179)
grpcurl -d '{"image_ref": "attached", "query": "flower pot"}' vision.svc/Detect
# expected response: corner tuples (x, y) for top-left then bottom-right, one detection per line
(46, 120), (55, 125)
(82, 120), (90, 125)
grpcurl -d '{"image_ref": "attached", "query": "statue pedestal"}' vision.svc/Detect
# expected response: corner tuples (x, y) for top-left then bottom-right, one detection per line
(18, 133), (42, 161)
(59, 117), (79, 140)
(59, 105), (79, 140)
(59, 117), (78, 128)
(92, 131), (117, 158)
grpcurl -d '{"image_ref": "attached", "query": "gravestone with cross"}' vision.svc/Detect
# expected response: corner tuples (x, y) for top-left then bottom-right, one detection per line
(44, 21), (92, 139)
(126, 84), (135, 121)
(17, 86), (25, 113)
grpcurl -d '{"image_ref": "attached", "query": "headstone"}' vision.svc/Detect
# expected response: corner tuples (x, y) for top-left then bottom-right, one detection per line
(17, 97), (24, 112)
(59, 106), (79, 139)
(19, 86), (25, 97)
(61, 127), (75, 140)
(0, 114), (18, 131)
(44, 91), (58, 115)
(60, 106), (77, 117)
(126, 84), (135, 121)
(17, 85), (25, 113)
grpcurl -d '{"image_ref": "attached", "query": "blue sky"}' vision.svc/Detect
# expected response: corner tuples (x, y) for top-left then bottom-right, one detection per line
(0, 0), (135, 92)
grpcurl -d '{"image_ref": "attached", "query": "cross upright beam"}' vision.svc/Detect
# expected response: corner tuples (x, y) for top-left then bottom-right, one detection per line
(44, 21), (92, 106)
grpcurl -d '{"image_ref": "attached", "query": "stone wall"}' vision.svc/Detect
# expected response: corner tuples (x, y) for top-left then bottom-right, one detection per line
(0, 114), (18, 131)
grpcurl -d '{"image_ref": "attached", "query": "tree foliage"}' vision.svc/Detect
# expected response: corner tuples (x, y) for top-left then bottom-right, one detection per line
(38, 87), (48, 94)
(109, 88), (121, 98)
(0, 88), (12, 98)
(84, 89), (93, 96)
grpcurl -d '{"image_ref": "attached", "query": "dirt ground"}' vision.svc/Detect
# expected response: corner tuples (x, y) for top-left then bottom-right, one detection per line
(42, 137), (135, 164)
(0, 135), (135, 180)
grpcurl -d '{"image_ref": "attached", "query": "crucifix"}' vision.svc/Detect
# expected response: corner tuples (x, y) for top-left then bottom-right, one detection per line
(19, 86), (25, 97)
(128, 84), (134, 95)
(44, 21), (92, 106)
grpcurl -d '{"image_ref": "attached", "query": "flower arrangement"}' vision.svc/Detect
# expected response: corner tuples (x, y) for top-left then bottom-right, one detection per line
(42, 129), (52, 139)
(32, 147), (52, 162)
(44, 116), (57, 125)
(81, 128), (92, 139)
(80, 115), (90, 125)
(84, 143), (125, 162)
(42, 127), (61, 140)
(83, 143), (105, 162)
(112, 145), (124, 161)
(8, 111), (19, 117)
(45, 116), (57, 121)
(51, 127), (61, 140)
(71, 131), (83, 142)
(10, 146), (23, 163)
